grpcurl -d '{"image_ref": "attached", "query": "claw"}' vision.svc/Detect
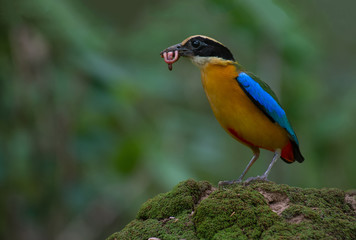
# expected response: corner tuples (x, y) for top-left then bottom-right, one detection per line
(244, 175), (270, 183)
(218, 179), (242, 187)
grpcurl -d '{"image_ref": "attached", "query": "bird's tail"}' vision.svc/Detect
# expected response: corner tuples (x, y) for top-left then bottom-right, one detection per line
(281, 140), (304, 163)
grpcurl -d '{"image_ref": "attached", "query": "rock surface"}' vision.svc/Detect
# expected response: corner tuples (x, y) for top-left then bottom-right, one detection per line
(107, 179), (356, 240)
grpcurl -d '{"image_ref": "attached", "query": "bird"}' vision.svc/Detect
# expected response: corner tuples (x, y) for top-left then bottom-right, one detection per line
(160, 35), (304, 185)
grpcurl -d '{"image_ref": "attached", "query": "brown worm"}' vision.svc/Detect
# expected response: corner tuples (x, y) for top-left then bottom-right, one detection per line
(162, 50), (179, 71)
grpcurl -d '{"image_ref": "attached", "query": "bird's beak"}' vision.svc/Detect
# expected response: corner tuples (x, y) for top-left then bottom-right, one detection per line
(160, 43), (193, 71)
(160, 43), (193, 57)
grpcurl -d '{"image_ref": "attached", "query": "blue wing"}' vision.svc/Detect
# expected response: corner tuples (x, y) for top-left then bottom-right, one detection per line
(236, 72), (298, 145)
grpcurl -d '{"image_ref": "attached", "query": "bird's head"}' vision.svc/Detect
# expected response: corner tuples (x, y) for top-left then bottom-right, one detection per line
(160, 35), (235, 70)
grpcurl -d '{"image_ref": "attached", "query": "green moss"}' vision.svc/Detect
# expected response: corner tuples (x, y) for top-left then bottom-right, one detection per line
(161, 213), (199, 239)
(107, 219), (162, 240)
(108, 179), (356, 240)
(137, 179), (211, 220)
(261, 221), (335, 240)
(212, 225), (248, 240)
(106, 214), (199, 240)
(249, 181), (356, 239)
(193, 184), (279, 239)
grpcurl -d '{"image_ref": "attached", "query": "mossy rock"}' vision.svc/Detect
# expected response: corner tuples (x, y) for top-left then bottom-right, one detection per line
(107, 179), (356, 240)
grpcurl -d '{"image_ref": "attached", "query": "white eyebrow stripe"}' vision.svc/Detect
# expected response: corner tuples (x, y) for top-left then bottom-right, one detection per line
(181, 35), (225, 47)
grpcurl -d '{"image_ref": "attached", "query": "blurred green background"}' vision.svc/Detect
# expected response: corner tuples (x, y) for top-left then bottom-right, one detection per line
(0, 0), (355, 239)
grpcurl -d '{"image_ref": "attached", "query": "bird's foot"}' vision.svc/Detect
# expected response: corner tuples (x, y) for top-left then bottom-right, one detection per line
(218, 179), (242, 187)
(244, 175), (269, 184)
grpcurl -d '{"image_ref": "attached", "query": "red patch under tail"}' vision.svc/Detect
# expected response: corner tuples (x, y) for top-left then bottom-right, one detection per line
(281, 141), (294, 163)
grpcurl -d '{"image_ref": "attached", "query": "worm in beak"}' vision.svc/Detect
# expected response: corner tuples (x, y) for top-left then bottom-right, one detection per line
(161, 50), (180, 71)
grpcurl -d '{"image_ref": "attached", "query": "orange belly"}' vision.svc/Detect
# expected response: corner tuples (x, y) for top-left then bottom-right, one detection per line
(200, 63), (290, 152)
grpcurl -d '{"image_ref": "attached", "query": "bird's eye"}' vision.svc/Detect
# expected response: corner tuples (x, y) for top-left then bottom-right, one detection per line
(191, 40), (201, 48)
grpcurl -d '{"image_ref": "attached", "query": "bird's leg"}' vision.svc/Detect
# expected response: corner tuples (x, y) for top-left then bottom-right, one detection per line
(237, 150), (260, 181)
(218, 149), (260, 186)
(261, 149), (281, 179)
(245, 149), (281, 183)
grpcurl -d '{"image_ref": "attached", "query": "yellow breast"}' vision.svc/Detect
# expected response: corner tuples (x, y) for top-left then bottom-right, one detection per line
(200, 61), (289, 151)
